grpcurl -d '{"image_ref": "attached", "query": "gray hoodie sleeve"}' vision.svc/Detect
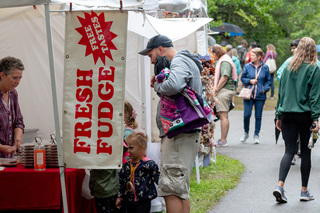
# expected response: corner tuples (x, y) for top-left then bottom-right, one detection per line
(154, 50), (202, 96)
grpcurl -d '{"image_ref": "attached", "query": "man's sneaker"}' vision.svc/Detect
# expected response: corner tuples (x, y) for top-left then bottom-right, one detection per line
(254, 135), (260, 144)
(273, 186), (287, 203)
(216, 139), (228, 147)
(300, 190), (314, 201)
(240, 133), (249, 142)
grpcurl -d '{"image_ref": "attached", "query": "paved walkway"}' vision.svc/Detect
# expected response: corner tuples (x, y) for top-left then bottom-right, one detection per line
(208, 110), (320, 213)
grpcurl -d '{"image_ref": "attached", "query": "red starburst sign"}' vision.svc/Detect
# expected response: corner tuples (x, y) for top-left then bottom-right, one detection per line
(76, 11), (118, 65)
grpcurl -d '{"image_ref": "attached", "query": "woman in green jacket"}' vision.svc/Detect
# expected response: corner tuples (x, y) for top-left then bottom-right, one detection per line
(273, 37), (320, 203)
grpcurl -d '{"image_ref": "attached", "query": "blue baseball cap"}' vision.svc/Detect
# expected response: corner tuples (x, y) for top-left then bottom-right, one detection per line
(139, 35), (173, 55)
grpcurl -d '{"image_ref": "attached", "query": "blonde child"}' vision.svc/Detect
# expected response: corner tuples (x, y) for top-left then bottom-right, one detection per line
(116, 131), (160, 213)
(124, 101), (138, 140)
(123, 101), (138, 163)
(89, 101), (138, 213)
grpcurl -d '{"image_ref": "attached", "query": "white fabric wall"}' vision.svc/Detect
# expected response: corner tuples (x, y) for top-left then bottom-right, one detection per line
(0, 5), (65, 141)
(0, 6), (147, 142)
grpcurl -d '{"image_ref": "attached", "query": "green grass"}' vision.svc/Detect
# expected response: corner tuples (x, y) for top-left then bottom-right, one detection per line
(189, 154), (245, 213)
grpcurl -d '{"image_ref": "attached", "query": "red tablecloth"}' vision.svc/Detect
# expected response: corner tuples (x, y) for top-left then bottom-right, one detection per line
(0, 165), (96, 213)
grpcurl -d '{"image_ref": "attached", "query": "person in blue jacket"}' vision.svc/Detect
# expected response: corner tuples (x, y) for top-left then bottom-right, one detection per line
(240, 48), (272, 144)
(276, 39), (300, 81)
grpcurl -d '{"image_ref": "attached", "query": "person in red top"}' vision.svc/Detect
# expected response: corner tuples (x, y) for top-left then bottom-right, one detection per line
(0, 56), (25, 158)
(245, 42), (258, 64)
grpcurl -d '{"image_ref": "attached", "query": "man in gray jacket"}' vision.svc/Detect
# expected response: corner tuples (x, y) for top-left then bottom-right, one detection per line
(139, 35), (202, 213)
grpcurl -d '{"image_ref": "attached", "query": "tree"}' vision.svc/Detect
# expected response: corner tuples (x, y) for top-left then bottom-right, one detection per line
(207, 0), (320, 65)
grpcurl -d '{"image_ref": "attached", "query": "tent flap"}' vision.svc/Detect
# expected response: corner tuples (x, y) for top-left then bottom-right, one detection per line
(147, 15), (212, 41)
(129, 12), (213, 41)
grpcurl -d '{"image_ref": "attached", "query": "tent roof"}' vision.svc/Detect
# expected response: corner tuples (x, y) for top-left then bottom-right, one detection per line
(0, 0), (144, 9)
(0, 0), (207, 18)
(0, 0), (50, 8)
(0, 1), (212, 42)
(128, 12), (212, 41)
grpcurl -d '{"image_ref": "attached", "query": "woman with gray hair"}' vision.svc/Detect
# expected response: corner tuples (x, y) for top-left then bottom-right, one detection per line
(0, 56), (25, 158)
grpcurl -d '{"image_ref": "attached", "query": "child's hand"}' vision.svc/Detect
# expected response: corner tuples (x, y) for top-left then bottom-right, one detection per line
(116, 198), (122, 209)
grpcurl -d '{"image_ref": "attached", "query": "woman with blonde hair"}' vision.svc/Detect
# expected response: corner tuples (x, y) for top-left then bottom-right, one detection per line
(240, 48), (272, 144)
(273, 37), (320, 203)
(263, 44), (277, 100)
(229, 48), (241, 77)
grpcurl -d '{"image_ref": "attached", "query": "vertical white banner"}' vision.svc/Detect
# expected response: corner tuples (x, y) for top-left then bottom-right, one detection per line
(63, 11), (128, 169)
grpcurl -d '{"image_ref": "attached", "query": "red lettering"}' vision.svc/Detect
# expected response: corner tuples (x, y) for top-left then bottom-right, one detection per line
(98, 102), (113, 119)
(90, 66), (117, 155)
(76, 88), (93, 102)
(73, 69), (94, 154)
(97, 139), (112, 154)
(97, 120), (113, 138)
(75, 104), (92, 119)
(74, 138), (90, 154)
(74, 121), (92, 138)
(77, 69), (93, 87)
(99, 66), (115, 82)
(98, 82), (114, 101)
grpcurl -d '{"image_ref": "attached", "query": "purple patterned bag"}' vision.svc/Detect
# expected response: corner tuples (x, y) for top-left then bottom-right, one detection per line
(160, 85), (212, 138)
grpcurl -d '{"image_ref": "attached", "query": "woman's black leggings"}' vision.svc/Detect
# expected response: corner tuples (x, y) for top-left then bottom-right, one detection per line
(279, 112), (313, 187)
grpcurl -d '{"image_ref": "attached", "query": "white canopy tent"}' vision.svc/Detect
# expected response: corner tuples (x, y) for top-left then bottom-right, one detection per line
(0, 0), (212, 212)
(0, 1), (211, 142)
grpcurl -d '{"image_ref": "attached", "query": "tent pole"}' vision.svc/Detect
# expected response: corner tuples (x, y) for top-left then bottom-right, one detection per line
(139, 36), (147, 132)
(44, 3), (69, 213)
